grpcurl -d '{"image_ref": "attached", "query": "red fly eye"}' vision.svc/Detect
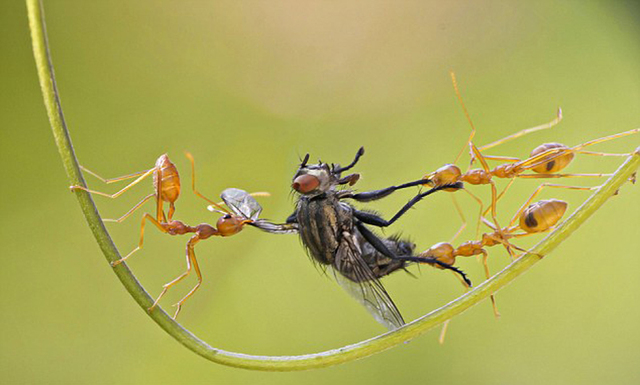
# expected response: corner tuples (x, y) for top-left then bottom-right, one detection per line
(292, 174), (320, 193)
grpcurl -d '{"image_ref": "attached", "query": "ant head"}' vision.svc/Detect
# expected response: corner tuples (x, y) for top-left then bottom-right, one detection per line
(216, 214), (246, 237)
(292, 147), (365, 196)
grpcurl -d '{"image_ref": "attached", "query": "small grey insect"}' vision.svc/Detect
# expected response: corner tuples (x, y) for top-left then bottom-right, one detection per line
(251, 147), (470, 330)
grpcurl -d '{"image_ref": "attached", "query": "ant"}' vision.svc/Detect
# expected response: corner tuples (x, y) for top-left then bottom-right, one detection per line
(424, 72), (639, 242)
(71, 153), (267, 318)
(421, 197), (570, 343)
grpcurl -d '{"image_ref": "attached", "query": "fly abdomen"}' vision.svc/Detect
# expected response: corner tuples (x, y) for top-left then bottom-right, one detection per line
(297, 196), (343, 264)
(360, 234), (414, 279)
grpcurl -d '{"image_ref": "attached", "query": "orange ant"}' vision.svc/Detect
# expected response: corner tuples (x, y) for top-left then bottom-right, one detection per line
(420, 197), (570, 343)
(423, 198), (569, 280)
(71, 153), (268, 318)
(424, 72), (639, 242)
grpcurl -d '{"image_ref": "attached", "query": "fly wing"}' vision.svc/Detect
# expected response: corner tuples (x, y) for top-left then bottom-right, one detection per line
(220, 188), (263, 221)
(333, 232), (405, 330)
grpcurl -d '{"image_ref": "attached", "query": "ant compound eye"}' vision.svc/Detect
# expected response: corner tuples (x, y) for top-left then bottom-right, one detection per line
(292, 174), (320, 193)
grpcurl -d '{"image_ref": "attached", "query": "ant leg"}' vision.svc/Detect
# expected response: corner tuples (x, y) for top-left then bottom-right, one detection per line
(71, 168), (156, 198)
(448, 189), (484, 242)
(463, 189), (485, 239)
(481, 155), (521, 163)
(439, 320), (451, 345)
(517, 173), (611, 179)
(479, 108), (563, 152)
(575, 150), (632, 157)
(208, 192), (271, 211)
(482, 178), (516, 219)
(465, 143), (508, 244)
(449, 71), (478, 165)
(480, 250), (500, 318)
(485, 180), (509, 254)
(172, 236), (203, 319)
(149, 252), (193, 313)
(167, 202), (176, 221)
(571, 128), (639, 152)
(111, 213), (167, 267)
(80, 165), (152, 184)
(479, 218), (523, 258)
(184, 152), (228, 212)
(103, 193), (154, 223)
(507, 183), (596, 228)
(247, 192), (271, 198)
(439, 265), (476, 343)
(449, 195), (467, 243)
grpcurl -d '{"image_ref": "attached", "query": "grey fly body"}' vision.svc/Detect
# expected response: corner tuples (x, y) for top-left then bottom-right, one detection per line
(251, 147), (470, 330)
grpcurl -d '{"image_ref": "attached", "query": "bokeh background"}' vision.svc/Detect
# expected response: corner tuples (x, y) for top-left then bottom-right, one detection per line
(2, 1), (639, 384)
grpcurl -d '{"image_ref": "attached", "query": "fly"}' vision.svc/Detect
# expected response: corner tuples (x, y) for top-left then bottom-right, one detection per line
(250, 147), (470, 330)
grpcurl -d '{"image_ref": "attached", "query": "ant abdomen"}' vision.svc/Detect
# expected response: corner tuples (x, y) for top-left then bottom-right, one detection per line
(519, 199), (568, 233)
(153, 154), (181, 203)
(529, 143), (574, 173)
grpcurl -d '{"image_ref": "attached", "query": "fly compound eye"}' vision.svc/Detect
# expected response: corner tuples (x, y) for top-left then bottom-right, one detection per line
(292, 174), (320, 193)
(217, 215), (243, 237)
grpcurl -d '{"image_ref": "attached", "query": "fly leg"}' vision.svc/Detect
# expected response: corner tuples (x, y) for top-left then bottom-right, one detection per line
(351, 183), (462, 228)
(250, 212), (299, 234)
(355, 221), (471, 286)
(346, 179), (461, 203)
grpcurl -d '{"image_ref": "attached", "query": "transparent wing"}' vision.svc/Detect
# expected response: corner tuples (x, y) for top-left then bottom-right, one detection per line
(333, 234), (405, 330)
(220, 188), (263, 221)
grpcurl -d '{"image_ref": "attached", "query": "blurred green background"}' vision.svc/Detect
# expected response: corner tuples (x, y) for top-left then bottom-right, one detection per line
(2, 1), (639, 384)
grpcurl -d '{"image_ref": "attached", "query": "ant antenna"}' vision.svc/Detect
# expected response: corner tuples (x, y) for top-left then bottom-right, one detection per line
(334, 147), (365, 174)
(450, 71), (478, 164)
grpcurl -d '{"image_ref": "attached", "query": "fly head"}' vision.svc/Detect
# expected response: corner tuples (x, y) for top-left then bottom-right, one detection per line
(292, 147), (365, 196)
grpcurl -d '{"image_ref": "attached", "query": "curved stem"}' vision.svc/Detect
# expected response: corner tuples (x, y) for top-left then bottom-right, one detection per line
(27, 0), (640, 372)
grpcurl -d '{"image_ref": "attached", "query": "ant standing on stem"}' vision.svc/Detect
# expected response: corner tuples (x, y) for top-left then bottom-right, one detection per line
(424, 72), (639, 243)
(71, 153), (268, 318)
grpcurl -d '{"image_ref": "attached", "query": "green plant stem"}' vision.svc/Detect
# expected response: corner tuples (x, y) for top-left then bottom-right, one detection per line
(28, 0), (640, 372)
